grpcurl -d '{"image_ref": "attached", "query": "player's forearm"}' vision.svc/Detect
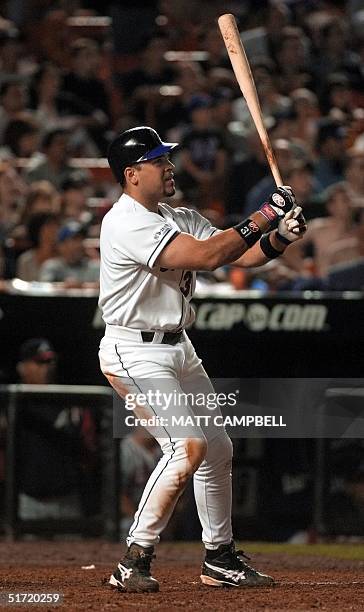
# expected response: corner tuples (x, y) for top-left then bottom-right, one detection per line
(199, 228), (249, 270)
(232, 230), (286, 268)
(201, 211), (273, 271)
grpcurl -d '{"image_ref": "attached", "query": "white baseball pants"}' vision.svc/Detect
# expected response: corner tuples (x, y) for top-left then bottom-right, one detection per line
(99, 328), (233, 550)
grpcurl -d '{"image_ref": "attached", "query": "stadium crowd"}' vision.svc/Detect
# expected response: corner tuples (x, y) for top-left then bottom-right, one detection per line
(0, 0), (363, 292)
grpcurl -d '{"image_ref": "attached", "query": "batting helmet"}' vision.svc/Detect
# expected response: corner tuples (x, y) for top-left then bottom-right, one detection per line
(107, 126), (178, 184)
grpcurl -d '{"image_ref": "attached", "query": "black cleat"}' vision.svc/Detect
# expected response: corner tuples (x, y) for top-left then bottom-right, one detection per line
(200, 541), (274, 588)
(109, 543), (159, 593)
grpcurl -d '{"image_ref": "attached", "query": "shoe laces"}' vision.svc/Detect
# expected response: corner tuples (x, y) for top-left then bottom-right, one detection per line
(234, 549), (254, 572)
(128, 549), (156, 577)
(219, 546), (252, 571)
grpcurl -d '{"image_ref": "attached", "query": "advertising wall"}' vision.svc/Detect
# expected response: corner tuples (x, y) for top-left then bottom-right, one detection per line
(1, 290), (363, 383)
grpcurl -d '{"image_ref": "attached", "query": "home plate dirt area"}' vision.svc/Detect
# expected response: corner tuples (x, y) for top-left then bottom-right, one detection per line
(0, 541), (363, 611)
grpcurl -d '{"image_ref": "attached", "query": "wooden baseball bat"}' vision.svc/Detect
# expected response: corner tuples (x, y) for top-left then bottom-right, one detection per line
(218, 13), (283, 187)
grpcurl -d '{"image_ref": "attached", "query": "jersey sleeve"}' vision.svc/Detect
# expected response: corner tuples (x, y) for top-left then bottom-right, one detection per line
(115, 214), (180, 268)
(179, 207), (222, 240)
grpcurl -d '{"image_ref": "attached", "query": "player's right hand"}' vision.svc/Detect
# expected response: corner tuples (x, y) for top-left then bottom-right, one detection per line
(268, 186), (296, 217)
(277, 206), (307, 243)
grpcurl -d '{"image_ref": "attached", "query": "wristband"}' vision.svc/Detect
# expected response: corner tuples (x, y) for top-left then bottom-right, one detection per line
(275, 231), (292, 246)
(233, 218), (262, 248)
(258, 202), (278, 223)
(260, 233), (283, 259)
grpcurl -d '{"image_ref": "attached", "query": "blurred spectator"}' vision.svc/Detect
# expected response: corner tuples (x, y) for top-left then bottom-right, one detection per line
(63, 38), (109, 116)
(284, 161), (323, 221)
(268, 108), (298, 144)
(0, 79), (29, 143)
(177, 94), (227, 213)
(17, 338), (57, 385)
(286, 161), (322, 220)
(284, 182), (358, 278)
(325, 252), (364, 292)
(290, 88), (320, 152)
(120, 428), (160, 538)
(29, 62), (102, 156)
(198, 28), (230, 73)
(30, 62), (77, 126)
(323, 204), (364, 266)
(275, 26), (313, 94)
(211, 87), (246, 164)
(26, 128), (77, 189)
(174, 60), (207, 101)
(347, 110), (364, 152)
(16, 338), (82, 520)
(0, 160), (27, 244)
(0, 159), (29, 278)
(290, 218), (364, 292)
(167, 60), (208, 136)
(206, 65), (237, 99)
(319, 72), (355, 118)
(313, 118), (346, 189)
(313, 16), (362, 94)
(155, 0), (208, 52)
(345, 149), (364, 208)
(241, 1), (291, 60)
(39, 220), (99, 287)
(16, 212), (59, 281)
(225, 127), (268, 217)
(62, 38), (109, 154)
(0, 27), (23, 78)
(0, 21), (36, 78)
(21, 180), (60, 223)
(3, 117), (40, 158)
(115, 34), (176, 128)
(232, 56), (291, 131)
(60, 173), (93, 225)
(116, 35), (191, 134)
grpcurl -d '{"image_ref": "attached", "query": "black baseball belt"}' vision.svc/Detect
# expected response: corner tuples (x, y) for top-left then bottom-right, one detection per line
(141, 330), (184, 345)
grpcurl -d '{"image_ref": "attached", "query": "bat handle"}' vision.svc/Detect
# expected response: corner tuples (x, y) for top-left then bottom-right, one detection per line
(272, 167), (283, 188)
(262, 137), (283, 187)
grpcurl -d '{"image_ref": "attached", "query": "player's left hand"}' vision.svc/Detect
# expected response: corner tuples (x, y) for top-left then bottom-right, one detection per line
(277, 206), (307, 243)
(268, 185), (296, 217)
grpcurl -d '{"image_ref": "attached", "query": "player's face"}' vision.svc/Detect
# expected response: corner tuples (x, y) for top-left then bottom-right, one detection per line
(138, 155), (176, 199)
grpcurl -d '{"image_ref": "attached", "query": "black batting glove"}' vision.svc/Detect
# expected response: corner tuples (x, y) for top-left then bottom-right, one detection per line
(259, 186), (296, 225)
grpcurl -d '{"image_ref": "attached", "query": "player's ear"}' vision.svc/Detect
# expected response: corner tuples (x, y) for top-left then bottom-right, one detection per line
(124, 166), (138, 185)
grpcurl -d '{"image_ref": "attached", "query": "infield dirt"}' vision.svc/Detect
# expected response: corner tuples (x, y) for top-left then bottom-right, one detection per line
(0, 540), (363, 611)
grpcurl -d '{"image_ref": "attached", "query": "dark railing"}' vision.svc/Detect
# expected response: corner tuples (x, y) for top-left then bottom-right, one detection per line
(1, 385), (119, 541)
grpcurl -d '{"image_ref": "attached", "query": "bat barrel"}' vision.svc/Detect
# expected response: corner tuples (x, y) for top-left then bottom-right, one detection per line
(218, 14), (283, 187)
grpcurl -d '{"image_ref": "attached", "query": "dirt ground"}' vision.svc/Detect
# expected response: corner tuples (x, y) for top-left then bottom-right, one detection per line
(0, 540), (363, 611)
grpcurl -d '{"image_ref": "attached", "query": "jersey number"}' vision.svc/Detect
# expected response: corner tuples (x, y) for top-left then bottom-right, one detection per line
(180, 271), (193, 297)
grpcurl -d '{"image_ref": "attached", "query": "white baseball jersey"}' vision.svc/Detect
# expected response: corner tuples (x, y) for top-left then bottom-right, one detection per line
(99, 193), (218, 330)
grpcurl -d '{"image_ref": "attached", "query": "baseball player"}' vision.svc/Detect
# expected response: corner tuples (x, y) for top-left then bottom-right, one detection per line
(98, 126), (306, 593)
